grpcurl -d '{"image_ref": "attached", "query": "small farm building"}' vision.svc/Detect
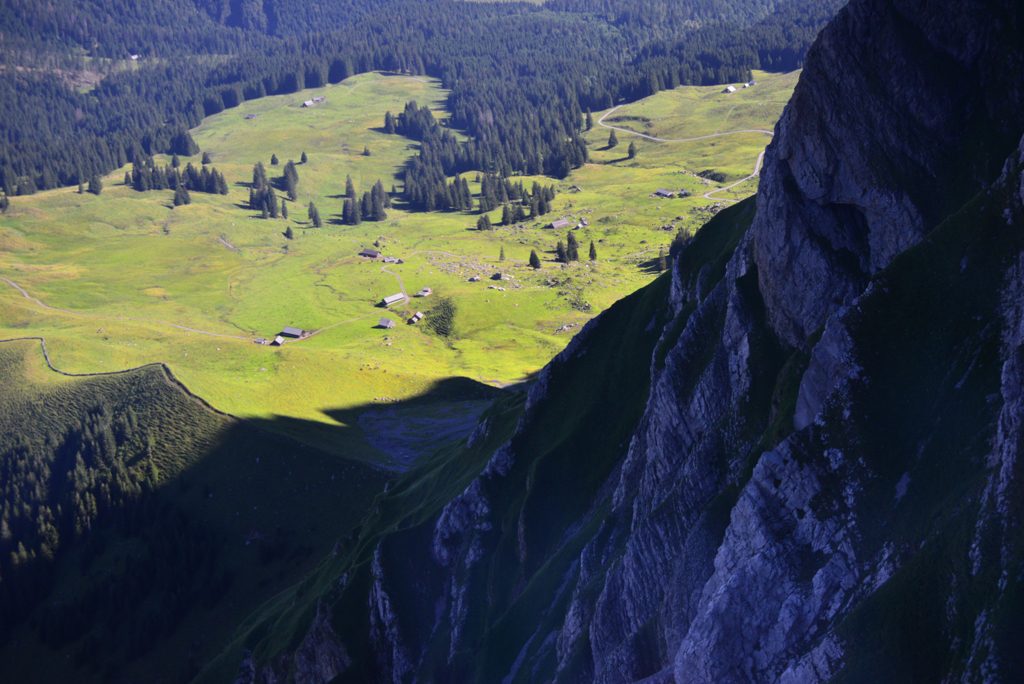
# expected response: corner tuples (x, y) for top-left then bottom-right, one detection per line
(654, 189), (676, 198)
(245, 114), (257, 120)
(272, 335), (285, 346)
(382, 293), (405, 307)
(409, 312), (424, 324)
(723, 85), (737, 94)
(302, 100), (316, 108)
(416, 287), (433, 297)
(254, 338), (267, 345)
(360, 248), (382, 258)
(379, 318), (396, 329)
(546, 218), (571, 230)
(281, 326), (303, 338)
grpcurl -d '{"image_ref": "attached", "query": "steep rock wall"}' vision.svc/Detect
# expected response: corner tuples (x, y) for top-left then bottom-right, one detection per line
(752, 0), (1024, 347)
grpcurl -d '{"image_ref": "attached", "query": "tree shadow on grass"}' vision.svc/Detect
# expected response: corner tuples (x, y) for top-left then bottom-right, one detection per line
(638, 256), (666, 274)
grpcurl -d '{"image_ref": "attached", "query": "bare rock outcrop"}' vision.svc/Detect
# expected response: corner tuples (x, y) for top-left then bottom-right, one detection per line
(752, 0), (1024, 347)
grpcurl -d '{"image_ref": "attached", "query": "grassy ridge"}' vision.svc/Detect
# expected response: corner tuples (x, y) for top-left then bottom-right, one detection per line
(0, 339), (389, 683)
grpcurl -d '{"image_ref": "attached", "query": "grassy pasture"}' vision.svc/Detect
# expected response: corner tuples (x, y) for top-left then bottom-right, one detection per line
(0, 70), (797, 465)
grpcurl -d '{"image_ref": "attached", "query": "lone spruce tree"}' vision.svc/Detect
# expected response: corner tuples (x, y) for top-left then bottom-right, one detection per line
(628, 141), (637, 159)
(529, 249), (541, 269)
(87, 176), (103, 196)
(499, 245), (506, 261)
(566, 231), (579, 261)
(589, 240), (597, 261)
(608, 129), (618, 148)
(301, 151), (308, 164)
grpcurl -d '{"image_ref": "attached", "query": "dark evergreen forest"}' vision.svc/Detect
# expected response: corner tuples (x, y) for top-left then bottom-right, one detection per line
(0, 0), (844, 198)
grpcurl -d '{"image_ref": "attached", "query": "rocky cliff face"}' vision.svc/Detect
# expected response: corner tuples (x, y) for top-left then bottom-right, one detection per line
(222, 1), (1024, 682)
(753, 0), (1024, 347)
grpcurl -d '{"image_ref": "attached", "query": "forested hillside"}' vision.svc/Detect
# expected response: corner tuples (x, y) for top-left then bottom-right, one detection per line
(0, 339), (389, 681)
(0, 0), (843, 195)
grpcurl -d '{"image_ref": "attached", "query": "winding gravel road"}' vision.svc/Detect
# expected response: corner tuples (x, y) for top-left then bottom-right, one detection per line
(596, 104), (773, 201)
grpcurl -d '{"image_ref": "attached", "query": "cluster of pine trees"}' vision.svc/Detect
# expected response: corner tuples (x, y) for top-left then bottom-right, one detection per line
(0, 401), (158, 641)
(341, 175), (390, 224)
(555, 231), (595, 263)
(249, 161), (284, 218)
(127, 155), (228, 202)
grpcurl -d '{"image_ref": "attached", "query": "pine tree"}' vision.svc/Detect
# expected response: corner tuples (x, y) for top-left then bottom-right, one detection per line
(567, 232), (579, 261)
(201, 151), (212, 165)
(0, 195), (9, 213)
(589, 240), (597, 261)
(384, 111), (396, 134)
(351, 198), (361, 225)
(171, 154), (180, 169)
(124, 172), (132, 186)
(284, 225), (294, 239)
(372, 181), (386, 220)
(174, 184), (190, 206)
(283, 160), (299, 201)
(88, 176), (103, 196)
(499, 246), (506, 261)
(628, 141), (637, 159)
(556, 241), (568, 263)
(476, 214), (492, 231)
(345, 175), (356, 201)
(608, 130), (618, 148)
(658, 248), (667, 272)
(529, 249), (541, 269)
(501, 205), (511, 225)
(301, 151), (308, 164)
(78, 181), (85, 194)
(586, 109), (594, 130)
(308, 202), (322, 228)
(282, 202), (288, 220)
(271, 154), (279, 165)
(362, 146), (371, 157)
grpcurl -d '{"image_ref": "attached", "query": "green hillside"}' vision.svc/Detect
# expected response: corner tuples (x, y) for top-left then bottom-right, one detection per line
(0, 338), (388, 683)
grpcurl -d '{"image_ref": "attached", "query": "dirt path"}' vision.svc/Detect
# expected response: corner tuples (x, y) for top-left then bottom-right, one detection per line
(1, 276), (255, 340)
(701, 149), (767, 203)
(596, 103), (772, 203)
